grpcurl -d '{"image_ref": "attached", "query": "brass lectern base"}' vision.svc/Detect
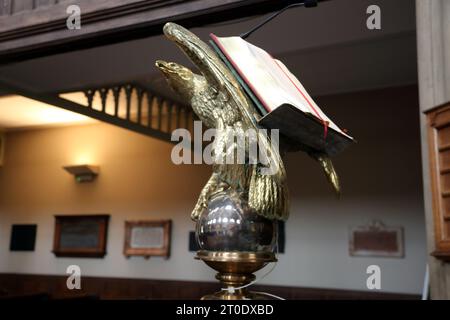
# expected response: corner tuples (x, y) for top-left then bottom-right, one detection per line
(195, 250), (277, 300)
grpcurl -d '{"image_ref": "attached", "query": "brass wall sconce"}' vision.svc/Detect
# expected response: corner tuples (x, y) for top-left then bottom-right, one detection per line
(63, 165), (99, 183)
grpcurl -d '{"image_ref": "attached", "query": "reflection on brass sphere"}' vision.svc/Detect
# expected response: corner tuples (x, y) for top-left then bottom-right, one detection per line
(196, 190), (277, 253)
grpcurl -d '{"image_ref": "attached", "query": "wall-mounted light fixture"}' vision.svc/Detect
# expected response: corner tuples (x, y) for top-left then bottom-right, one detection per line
(63, 165), (99, 183)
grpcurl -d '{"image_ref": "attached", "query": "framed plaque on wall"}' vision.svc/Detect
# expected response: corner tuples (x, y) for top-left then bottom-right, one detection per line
(124, 220), (171, 259)
(349, 220), (404, 258)
(52, 214), (110, 258)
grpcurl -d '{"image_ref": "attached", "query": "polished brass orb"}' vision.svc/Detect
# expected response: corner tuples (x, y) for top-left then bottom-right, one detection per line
(196, 190), (277, 253)
(195, 190), (278, 300)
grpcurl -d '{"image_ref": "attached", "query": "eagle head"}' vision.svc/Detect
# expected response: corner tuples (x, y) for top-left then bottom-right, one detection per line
(155, 60), (195, 101)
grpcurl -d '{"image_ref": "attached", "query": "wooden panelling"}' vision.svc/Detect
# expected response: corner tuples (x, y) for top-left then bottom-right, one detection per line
(11, 0), (34, 14)
(442, 173), (450, 190)
(0, 0), (307, 64)
(440, 149), (450, 171)
(0, 273), (419, 300)
(0, 0), (12, 16)
(445, 220), (450, 240)
(426, 103), (450, 259)
(0, 0), (60, 16)
(444, 198), (450, 219)
(438, 127), (450, 147)
(35, 0), (57, 8)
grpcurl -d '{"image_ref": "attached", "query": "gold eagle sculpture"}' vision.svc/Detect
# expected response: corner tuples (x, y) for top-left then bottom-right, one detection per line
(156, 22), (339, 222)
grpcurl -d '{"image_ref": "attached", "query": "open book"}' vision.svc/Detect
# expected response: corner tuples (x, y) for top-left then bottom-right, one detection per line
(210, 34), (354, 156)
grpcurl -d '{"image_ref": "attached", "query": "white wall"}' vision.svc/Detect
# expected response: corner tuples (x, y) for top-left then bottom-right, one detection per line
(0, 86), (427, 294)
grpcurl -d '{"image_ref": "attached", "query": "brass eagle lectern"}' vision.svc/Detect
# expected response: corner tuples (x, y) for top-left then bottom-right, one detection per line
(156, 22), (341, 300)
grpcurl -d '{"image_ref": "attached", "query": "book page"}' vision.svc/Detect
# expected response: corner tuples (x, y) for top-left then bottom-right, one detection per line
(212, 35), (352, 139)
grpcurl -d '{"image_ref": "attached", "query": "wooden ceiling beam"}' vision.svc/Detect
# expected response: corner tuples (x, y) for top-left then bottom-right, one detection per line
(0, 0), (319, 65)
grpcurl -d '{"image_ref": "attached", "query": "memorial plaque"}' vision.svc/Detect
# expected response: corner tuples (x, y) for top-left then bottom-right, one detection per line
(52, 215), (109, 258)
(349, 220), (404, 258)
(124, 220), (171, 259)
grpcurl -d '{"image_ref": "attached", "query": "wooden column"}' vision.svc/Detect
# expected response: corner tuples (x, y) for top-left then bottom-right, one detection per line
(416, 0), (450, 299)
